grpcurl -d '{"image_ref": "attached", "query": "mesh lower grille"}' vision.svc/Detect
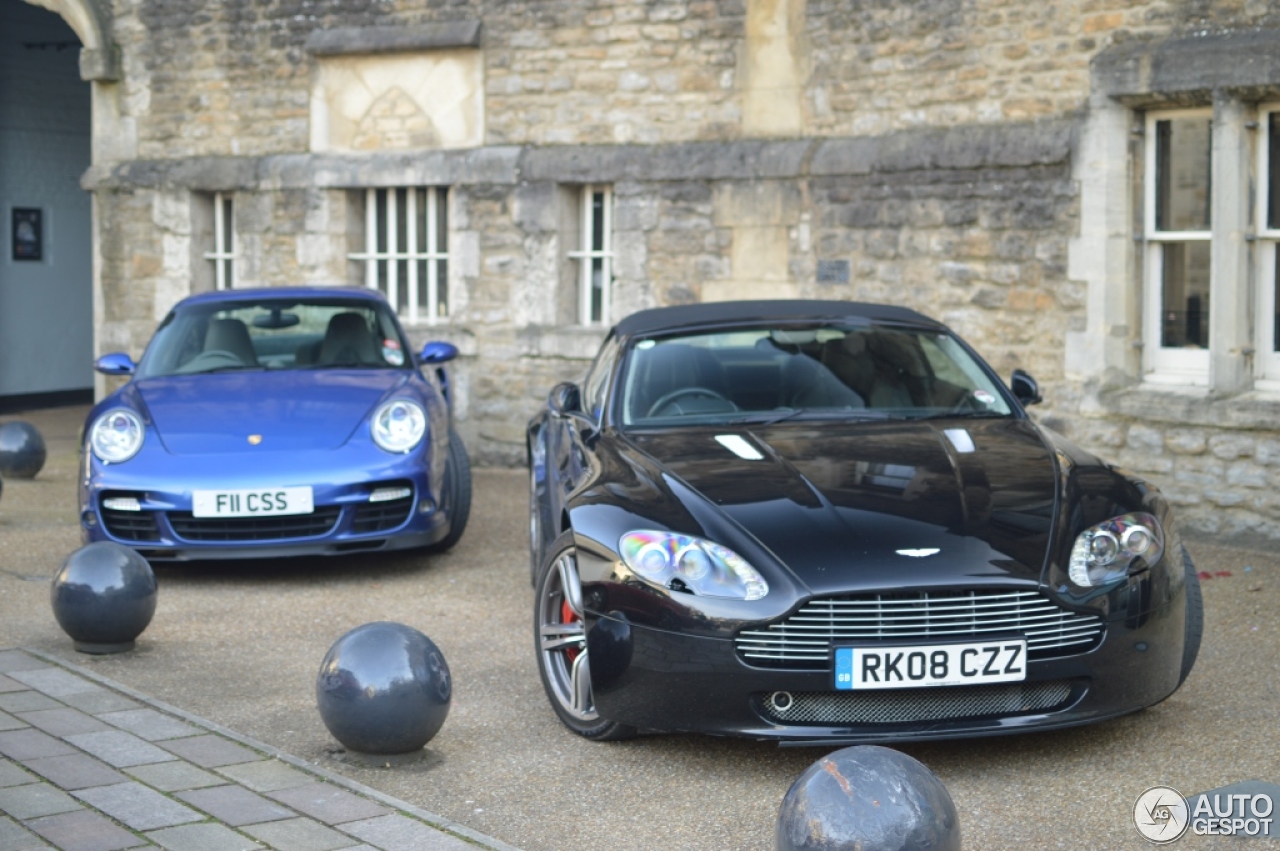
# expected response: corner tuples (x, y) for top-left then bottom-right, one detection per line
(737, 589), (1103, 669)
(351, 497), (413, 534)
(759, 680), (1074, 726)
(168, 506), (341, 541)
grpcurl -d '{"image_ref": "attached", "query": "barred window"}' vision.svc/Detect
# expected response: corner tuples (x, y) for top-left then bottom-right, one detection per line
(348, 187), (449, 325)
(202, 192), (235, 290)
(568, 185), (613, 326)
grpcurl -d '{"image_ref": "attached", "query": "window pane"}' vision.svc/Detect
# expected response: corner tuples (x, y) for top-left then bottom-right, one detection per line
(220, 197), (234, 253)
(591, 257), (605, 324)
(375, 190), (388, 254)
(1155, 117), (1211, 232)
(1160, 241), (1210, 348)
(436, 258), (448, 317)
(1269, 113), (1280, 231)
(591, 190), (605, 250)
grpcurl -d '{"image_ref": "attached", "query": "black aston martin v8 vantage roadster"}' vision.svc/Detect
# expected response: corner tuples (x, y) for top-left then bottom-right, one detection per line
(526, 300), (1201, 744)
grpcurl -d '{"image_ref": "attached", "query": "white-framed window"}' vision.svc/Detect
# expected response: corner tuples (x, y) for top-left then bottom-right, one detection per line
(567, 185), (613, 326)
(348, 187), (449, 325)
(1142, 109), (1212, 384)
(203, 192), (235, 290)
(1256, 106), (1280, 387)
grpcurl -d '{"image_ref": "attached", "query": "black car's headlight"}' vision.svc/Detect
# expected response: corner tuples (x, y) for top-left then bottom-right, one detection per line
(1068, 512), (1164, 588)
(89, 408), (144, 463)
(371, 400), (426, 453)
(619, 531), (768, 600)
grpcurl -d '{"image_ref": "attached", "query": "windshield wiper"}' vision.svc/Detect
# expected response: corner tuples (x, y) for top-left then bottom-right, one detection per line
(730, 407), (891, 426)
(900, 410), (1011, 421)
(301, 361), (385, 370)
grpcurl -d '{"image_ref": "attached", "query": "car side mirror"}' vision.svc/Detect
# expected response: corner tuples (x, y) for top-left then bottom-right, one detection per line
(548, 382), (583, 416)
(1010, 369), (1042, 406)
(95, 352), (136, 376)
(419, 341), (459, 364)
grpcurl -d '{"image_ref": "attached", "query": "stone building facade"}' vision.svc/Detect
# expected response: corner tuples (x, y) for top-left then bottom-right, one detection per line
(17, 0), (1280, 540)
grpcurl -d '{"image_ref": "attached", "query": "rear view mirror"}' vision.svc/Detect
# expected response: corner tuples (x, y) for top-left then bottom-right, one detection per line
(95, 353), (136, 376)
(1010, 369), (1042, 406)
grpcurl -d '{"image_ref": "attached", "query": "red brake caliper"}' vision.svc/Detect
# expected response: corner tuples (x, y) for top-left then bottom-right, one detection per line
(561, 600), (581, 663)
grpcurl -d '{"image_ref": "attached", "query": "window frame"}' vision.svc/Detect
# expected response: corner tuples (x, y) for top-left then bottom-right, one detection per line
(567, 185), (614, 327)
(1256, 104), (1280, 388)
(1142, 108), (1213, 385)
(202, 192), (235, 290)
(348, 187), (449, 326)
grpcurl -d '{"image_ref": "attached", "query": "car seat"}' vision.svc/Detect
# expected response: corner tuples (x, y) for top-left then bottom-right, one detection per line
(318, 312), (379, 365)
(203, 318), (260, 366)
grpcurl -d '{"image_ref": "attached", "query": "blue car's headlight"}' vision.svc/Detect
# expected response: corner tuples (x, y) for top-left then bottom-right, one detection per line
(89, 408), (144, 463)
(1068, 512), (1164, 588)
(619, 531), (768, 600)
(371, 399), (426, 453)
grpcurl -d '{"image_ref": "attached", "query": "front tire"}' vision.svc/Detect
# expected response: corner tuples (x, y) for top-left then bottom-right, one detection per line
(426, 429), (471, 553)
(534, 531), (636, 741)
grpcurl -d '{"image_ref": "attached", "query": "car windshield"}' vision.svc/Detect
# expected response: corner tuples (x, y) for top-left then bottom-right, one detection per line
(619, 324), (1014, 427)
(135, 297), (412, 378)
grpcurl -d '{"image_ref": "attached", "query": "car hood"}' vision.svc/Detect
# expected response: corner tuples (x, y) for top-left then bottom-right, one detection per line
(622, 418), (1059, 595)
(129, 371), (410, 454)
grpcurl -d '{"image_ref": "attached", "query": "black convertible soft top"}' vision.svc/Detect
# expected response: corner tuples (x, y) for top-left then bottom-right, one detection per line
(612, 299), (943, 338)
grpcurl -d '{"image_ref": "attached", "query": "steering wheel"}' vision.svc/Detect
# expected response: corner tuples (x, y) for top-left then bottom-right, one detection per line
(646, 387), (738, 418)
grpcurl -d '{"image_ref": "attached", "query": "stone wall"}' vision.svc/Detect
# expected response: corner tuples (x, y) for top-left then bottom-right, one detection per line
(66, 0), (1280, 540)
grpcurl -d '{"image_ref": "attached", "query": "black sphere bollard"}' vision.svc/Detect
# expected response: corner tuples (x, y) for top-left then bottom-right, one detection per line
(777, 745), (961, 851)
(50, 542), (157, 654)
(316, 621), (451, 763)
(0, 421), (48, 479)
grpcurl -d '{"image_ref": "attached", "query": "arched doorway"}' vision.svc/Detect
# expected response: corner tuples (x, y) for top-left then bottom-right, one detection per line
(0, 0), (93, 411)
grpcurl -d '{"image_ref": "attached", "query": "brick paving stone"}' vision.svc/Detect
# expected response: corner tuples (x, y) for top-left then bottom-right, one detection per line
(267, 784), (389, 826)
(21, 755), (127, 791)
(158, 736), (258, 769)
(0, 815), (53, 851)
(6, 670), (96, 700)
(64, 732), (176, 769)
(0, 783), (82, 820)
(0, 695), (59, 715)
(214, 761), (312, 793)
(337, 814), (475, 851)
(0, 712), (25, 733)
(145, 823), (263, 851)
(25, 809), (148, 851)
(56, 691), (138, 716)
(0, 731), (75, 762)
(0, 653), (45, 675)
(16, 709), (112, 738)
(97, 710), (196, 742)
(177, 785), (295, 827)
(74, 782), (203, 831)
(0, 761), (33, 788)
(241, 816), (355, 851)
(125, 761), (224, 793)
(0, 675), (27, 694)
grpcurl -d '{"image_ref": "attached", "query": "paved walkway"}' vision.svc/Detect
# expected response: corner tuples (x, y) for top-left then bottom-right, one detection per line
(0, 649), (517, 851)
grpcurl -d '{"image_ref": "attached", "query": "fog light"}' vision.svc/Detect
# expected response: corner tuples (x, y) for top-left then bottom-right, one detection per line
(369, 486), (412, 503)
(770, 691), (794, 713)
(102, 496), (141, 512)
(81, 511), (98, 528)
(418, 498), (436, 515)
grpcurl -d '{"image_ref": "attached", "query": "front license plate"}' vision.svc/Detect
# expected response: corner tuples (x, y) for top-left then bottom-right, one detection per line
(834, 640), (1026, 690)
(192, 486), (314, 518)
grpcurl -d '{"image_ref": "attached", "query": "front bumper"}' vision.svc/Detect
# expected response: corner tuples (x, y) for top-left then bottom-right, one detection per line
(79, 447), (450, 560)
(585, 583), (1187, 743)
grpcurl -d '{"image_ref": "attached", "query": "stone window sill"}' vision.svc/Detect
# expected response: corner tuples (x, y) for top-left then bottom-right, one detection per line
(1100, 383), (1280, 430)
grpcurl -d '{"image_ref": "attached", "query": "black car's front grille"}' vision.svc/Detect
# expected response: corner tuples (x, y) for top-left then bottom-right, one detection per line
(757, 680), (1075, 726)
(351, 495), (414, 534)
(168, 506), (342, 542)
(736, 589), (1104, 669)
(101, 509), (161, 542)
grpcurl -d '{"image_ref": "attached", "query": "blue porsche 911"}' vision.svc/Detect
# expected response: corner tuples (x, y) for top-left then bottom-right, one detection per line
(80, 286), (470, 561)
